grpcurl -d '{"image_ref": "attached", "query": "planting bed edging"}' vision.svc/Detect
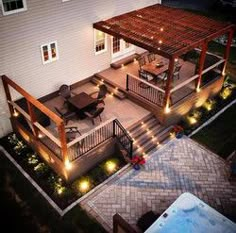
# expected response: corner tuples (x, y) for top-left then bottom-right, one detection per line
(0, 145), (130, 216)
(189, 99), (236, 137)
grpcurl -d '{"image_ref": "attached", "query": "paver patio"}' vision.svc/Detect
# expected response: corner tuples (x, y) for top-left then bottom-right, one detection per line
(81, 137), (236, 232)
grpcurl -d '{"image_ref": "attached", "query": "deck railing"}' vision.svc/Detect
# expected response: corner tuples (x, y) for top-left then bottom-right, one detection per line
(126, 73), (165, 107)
(67, 117), (133, 161)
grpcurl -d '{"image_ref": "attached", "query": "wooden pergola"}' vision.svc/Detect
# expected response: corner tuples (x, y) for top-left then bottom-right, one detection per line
(94, 4), (235, 112)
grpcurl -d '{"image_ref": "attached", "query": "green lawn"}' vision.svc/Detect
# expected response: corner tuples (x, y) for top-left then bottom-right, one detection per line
(191, 104), (236, 159)
(0, 151), (106, 233)
(208, 41), (236, 64)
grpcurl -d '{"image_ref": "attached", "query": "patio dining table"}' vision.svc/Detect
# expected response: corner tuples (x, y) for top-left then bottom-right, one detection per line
(142, 61), (168, 77)
(141, 60), (169, 83)
(68, 92), (97, 118)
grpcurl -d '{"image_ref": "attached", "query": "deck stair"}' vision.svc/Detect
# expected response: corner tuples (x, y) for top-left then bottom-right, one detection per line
(91, 75), (127, 100)
(127, 113), (172, 156)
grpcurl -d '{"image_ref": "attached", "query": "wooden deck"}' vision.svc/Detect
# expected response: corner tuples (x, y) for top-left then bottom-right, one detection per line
(44, 82), (150, 136)
(96, 55), (196, 104)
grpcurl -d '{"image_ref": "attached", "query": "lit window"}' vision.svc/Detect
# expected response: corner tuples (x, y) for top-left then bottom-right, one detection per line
(1, 0), (27, 16)
(40, 41), (59, 65)
(95, 30), (107, 54)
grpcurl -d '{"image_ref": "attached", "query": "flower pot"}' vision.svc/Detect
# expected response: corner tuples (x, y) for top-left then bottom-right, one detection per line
(133, 164), (140, 170)
(176, 132), (183, 139)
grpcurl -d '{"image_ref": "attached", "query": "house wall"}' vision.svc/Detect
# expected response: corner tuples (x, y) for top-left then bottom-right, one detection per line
(0, 0), (161, 137)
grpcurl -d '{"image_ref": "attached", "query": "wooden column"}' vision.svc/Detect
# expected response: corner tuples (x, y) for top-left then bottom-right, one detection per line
(163, 57), (175, 112)
(58, 122), (68, 164)
(196, 41), (208, 90)
(222, 29), (234, 76)
(2, 76), (14, 116)
(26, 101), (39, 137)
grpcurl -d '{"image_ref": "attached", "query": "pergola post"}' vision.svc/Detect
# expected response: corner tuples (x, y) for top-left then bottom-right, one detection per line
(196, 41), (208, 91)
(2, 77), (14, 116)
(163, 57), (175, 113)
(222, 29), (234, 76)
(58, 122), (69, 166)
(26, 101), (39, 137)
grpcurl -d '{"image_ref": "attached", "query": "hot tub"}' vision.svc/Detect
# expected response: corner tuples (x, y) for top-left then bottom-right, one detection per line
(145, 192), (236, 233)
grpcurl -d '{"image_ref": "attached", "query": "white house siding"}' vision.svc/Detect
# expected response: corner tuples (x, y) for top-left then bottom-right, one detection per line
(0, 0), (161, 137)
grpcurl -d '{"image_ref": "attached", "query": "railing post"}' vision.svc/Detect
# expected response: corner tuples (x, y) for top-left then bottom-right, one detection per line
(113, 120), (116, 137)
(2, 76), (14, 116)
(196, 41), (208, 91)
(26, 100), (39, 137)
(222, 28), (234, 76)
(163, 57), (175, 113)
(58, 122), (69, 164)
(129, 141), (133, 159)
(126, 74), (129, 91)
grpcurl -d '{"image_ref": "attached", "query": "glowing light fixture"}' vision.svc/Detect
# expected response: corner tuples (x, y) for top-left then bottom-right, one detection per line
(165, 106), (171, 114)
(13, 109), (19, 117)
(105, 160), (117, 173)
(79, 180), (90, 193)
(65, 159), (72, 170)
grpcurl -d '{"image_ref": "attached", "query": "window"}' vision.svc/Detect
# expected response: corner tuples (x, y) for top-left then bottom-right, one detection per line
(94, 30), (107, 54)
(40, 41), (59, 65)
(111, 37), (134, 61)
(112, 37), (121, 54)
(1, 0), (27, 16)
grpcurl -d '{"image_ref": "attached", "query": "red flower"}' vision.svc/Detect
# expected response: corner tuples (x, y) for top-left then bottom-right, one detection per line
(172, 125), (184, 133)
(131, 155), (146, 165)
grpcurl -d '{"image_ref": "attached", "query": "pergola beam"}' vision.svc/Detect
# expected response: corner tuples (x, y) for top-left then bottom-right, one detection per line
(94, 4), (235, 58)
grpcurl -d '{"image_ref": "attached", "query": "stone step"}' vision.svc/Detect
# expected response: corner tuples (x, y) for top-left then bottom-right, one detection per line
(91, 75), (126, 100)
(133, 126), (171, 155)
(129, 116), (159, 139)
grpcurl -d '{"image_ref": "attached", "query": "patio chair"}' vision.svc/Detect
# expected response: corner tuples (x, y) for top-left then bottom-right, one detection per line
(139, 69), (153, 81)
(84, 107), (104, 125)
(173, 64), (182, 80)
(158, 71), (168, 86)
(89, 84), (108, 106)
(58, 84), (76, 104)
(147, 53), (155, 63)
(65, 126), (81, 141)
(54, 106), (77, 125)
(137, 56), (146, 69)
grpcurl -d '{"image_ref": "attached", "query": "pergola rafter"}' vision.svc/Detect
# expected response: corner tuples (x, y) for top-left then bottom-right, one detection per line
(93, 4), (234, 58)
(94, 4), (235, 113)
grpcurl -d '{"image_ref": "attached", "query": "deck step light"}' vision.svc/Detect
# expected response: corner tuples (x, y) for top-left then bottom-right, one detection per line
(13, 109), (19, 117)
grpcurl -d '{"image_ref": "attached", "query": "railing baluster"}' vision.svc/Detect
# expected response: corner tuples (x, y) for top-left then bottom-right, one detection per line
(127, 74), (164, 107)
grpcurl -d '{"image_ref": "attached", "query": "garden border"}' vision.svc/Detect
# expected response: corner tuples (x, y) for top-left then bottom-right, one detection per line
(188, 98), (236, 137)
(0, 145), (130, 216)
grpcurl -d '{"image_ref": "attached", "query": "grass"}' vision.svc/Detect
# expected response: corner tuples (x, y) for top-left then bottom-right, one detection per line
(0, 150), (106, 233)
(208, 41), (236, 64)
(191, 104), (236, 159)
